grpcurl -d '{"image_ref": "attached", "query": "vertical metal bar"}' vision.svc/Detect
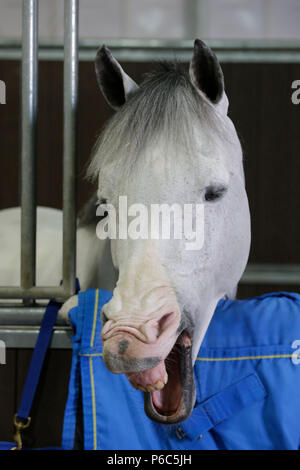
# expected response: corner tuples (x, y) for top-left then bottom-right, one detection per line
(63, 0), (78, 296)
(193, 0), (205, 38)
(184, 0), (198, 38)
(20, 0), (38, 291)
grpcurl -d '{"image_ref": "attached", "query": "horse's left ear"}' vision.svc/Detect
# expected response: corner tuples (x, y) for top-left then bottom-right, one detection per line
(95, 45), (139, 110)
(189, 39), (228, 115)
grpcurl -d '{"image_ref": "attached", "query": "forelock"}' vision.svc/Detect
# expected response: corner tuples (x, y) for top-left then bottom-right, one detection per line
(87, 61), (234, 183)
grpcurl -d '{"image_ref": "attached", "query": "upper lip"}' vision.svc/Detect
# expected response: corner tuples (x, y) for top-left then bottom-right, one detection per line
(101, 325), (148, 343)
(101, 311), (181, 345)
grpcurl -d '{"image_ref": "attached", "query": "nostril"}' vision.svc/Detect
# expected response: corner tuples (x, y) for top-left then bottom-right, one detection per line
(141, 312), (178, 343)
(158, 312), (177, 335)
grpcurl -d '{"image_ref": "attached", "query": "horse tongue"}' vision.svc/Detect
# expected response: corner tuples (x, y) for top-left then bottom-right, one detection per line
(126, 361), (167, 390)
(126, 358), (182, 415)
(151, 345), (182, 415)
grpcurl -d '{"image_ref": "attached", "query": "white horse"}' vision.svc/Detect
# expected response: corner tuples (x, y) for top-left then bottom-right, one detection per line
(0, 40), (250, 425)
(85, 39), (250, 423)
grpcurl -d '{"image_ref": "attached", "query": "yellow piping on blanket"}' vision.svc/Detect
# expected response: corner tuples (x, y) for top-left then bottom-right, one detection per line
(80, 352), (300, 361)
(89, 356), (97, 450)
(90, 289), (99, 348)
(89, 289), (99, 449)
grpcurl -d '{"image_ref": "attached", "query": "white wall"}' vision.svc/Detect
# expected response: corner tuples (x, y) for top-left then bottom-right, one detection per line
(0, 0), (299, 41)
(199, 0), (300, 40)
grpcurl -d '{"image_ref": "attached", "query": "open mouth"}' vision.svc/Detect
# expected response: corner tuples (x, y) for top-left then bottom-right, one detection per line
(128, 330), (196, 424)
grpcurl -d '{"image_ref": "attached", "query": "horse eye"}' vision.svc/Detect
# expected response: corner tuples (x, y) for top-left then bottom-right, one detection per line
(204, 185), (227, 202)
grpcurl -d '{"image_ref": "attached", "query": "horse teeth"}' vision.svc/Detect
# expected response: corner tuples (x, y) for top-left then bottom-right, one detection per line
(146, 385), (155, 392)
(137, 385), (146, 392)
(154, 380), (164, 390)
(164, 373), (168, 384)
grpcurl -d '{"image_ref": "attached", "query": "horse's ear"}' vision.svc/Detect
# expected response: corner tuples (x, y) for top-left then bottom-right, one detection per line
(189, 39), (228, 114)
(95, 45), (139, 110)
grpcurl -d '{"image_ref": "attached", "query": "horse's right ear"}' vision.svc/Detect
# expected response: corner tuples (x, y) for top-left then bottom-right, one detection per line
(95, 45), (139, 110)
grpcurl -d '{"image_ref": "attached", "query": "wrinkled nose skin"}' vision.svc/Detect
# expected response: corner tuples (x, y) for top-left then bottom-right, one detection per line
(101, 310), (181, 374)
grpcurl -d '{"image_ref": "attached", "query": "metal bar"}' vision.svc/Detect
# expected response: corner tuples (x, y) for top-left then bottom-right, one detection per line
(20, 0), (38, 292)
(241, 264), (300, 285)
(1, 39), (300, 62)
(0, 286), (70, 300)
(62, 0), (78, 297)
(0, 261), (299, 300)
(0, 326), (73, 349)
(0, 263), (298, 301)
(0, 306), (69, 325)
(192, 0), (205, 39)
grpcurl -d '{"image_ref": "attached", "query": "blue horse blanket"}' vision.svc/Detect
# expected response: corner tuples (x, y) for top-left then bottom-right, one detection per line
(62, 289), (300, 450)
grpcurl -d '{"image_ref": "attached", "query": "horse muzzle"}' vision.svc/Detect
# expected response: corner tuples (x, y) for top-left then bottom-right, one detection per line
(102, 325), (196, 424)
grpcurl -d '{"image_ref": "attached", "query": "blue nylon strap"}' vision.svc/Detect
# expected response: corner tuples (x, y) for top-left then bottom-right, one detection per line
(178, 373), (268, 440)
(16, 299), (61, 420)
(17, 279), (80, 421)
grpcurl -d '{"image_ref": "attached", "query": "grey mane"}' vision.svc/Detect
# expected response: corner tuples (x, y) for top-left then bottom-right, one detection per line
(87, 61), (230, 183)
